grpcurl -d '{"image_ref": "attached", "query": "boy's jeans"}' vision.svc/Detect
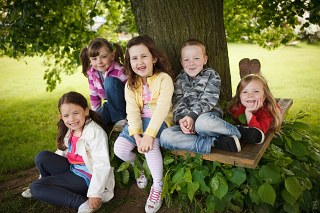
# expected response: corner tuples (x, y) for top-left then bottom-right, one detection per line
(160, 111), (240, 154)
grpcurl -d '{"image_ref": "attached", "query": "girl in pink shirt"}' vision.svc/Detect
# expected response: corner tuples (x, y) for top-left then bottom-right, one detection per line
(80, 38), (127, 132)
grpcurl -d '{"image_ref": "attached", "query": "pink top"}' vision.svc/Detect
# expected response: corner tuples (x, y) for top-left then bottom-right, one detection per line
(87, 61), (127, 110)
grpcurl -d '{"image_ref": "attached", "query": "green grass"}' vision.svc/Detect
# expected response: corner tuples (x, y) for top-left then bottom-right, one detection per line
(0, 42), (319, 177)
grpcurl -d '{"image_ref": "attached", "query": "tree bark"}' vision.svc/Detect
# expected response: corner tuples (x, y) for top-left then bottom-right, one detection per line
(130, 0), (231, 101)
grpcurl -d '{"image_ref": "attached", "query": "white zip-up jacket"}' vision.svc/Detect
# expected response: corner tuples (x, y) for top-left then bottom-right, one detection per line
(55, 120), (114, 202)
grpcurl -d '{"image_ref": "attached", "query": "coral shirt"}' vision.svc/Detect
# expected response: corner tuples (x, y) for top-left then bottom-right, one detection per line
(229, 104), (272, 134)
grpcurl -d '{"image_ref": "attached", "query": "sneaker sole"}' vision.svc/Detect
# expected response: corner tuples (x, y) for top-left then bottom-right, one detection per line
(145, 199), (163, 213)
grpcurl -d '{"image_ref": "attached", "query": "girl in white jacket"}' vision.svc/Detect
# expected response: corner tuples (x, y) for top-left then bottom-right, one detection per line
(26, 91), (114, 213)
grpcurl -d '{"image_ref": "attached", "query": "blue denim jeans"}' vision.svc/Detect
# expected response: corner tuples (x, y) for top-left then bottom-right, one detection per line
(96, 77), (126, 126)
(160, 111), (241, 154)
(30, 151), (88, 210)
(119, 117), (168, 145)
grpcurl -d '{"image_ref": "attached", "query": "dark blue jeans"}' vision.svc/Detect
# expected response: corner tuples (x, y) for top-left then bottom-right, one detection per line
(96, 77), (126, 126)
(30, 151), (88, 210)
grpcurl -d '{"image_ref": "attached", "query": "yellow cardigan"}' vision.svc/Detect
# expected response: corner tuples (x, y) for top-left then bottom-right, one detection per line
(125, 72), (174, 138)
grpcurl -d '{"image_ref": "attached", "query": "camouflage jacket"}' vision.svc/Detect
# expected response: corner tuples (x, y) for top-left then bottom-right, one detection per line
(172, 68), (222, 123)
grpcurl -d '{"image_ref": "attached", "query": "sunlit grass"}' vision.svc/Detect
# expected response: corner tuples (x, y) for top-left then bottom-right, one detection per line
(0, 42), (319, 176)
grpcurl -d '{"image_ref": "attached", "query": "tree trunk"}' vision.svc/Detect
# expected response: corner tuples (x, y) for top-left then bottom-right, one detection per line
(130, 0), (231, 101)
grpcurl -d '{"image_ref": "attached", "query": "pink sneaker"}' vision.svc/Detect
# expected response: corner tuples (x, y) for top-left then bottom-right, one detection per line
(145, 186), (163, 213)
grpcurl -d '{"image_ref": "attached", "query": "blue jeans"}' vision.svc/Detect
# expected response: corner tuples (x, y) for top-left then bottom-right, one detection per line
(160, 111), (241, 154)
(30, 151), (88, 210)
(119, 117), (168, 145)
(96, 77), (126, 126)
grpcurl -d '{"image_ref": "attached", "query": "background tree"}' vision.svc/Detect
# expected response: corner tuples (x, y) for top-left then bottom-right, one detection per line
(1, 0), (319, 98)
(130, 0), (232, 100)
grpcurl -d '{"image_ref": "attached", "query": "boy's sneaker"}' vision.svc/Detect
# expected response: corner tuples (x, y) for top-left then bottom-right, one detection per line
(21, 188), (32, 198)
(145, 186), (163, 213)
(249, 59), (261, 75)
(239, 58), (251, 79)
(237, 126), (265, 144)
(78, 200), (101, 213)
(113, 119), (127, 132)
(214, 135), (241, 152)
(136, 171), (148, 189)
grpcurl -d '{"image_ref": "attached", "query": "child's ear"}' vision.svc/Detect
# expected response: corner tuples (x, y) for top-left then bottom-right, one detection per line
(85, 107), (89, 117)
(153, 57), (158, 64)
(204, 55), (208, 65)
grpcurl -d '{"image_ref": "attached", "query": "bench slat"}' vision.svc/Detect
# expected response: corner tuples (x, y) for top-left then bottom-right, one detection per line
(171, 98), (293, 168)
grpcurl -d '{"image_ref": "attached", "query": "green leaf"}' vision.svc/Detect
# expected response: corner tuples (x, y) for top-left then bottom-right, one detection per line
(284, 135), (293, 149)
(283, 202), (300, 213)
(285, 177), (303, 200)
(209, 176), (219, 192)
(193, 169), (210, 193)
(121, 169), (130, 185)
(205, 195), (216, 212)
(258, 165), (282, 184)
(290, 131), (302, 141)
(163, 156), (175, 165)
(187, 181), (199, 201)
(211, 175), (228, 199)
(249, 186), (260, 205)
(238, 114), (247, 124)
(184, 168), (192, 183)
(229, 167), (246, 186)
(133, 166), (142, 179)
(162, 172), (171, 196)
(281, 189), (297, 205)
(172, 167), (185, 184)
(310, 150), (320, 162)
(258, 183), (276, 206)
(117, 161), (131, 172)
(291, 121), (310, 130)
(290, 141), (309, 157)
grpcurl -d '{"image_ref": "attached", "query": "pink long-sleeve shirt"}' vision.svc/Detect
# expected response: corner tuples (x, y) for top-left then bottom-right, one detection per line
(87, 61), (127, 110)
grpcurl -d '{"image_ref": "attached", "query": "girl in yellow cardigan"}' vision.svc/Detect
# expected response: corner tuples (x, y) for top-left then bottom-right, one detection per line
(114, 35), (174, 213)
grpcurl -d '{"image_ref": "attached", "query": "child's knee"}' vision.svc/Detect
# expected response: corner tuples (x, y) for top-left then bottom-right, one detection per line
(34, 150), (51, 165)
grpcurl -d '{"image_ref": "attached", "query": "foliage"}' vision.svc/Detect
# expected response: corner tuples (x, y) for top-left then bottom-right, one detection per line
(224, 0), (320, 49)
(113, 112), (320, 212)
(0, 0), (136, 91)
(1, 1), (320, 90)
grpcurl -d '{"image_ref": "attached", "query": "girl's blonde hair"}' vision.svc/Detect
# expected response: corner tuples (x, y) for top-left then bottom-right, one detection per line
(229, 74), (283, 133)
(80, 38), (124, 77)
(124, 35), (173, 90)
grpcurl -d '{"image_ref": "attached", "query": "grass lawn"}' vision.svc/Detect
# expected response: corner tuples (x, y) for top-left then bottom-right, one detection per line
(0, 42), (319, 177)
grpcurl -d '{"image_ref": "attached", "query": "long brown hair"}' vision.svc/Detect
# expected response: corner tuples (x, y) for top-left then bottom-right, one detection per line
(80, 38), (124, 77)
(56, 91), (107, 150)
(124, 35), (173, 90)
(229, 74), (283, 133)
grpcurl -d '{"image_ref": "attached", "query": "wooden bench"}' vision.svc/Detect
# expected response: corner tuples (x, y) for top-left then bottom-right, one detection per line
(171, 98), (293, 169)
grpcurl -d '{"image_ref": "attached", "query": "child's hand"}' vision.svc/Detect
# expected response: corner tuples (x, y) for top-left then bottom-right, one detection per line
(246, 98), (263, 113)
(88, 197), (101, 209)
(138, 135), (154, 153)
(179, 116), (195, 134)
(134, 134), (142, 147)
(179, 118), (189, 134)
